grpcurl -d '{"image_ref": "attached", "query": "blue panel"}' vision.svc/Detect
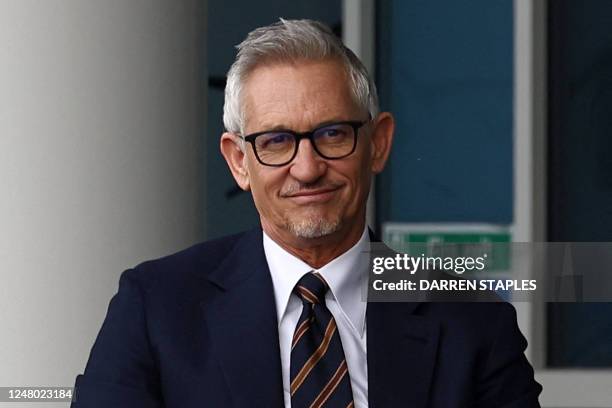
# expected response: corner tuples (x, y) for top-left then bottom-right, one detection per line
(380, 0), (513, 223)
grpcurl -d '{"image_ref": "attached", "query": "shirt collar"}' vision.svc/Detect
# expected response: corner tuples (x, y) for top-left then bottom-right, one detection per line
(263, 226), (369, 336)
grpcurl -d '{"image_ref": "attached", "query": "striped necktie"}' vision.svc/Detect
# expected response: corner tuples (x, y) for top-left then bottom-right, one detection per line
(290, 272), (354, 408)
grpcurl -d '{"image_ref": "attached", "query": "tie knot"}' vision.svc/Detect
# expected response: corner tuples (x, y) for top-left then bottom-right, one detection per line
(294, 272), (328, 304)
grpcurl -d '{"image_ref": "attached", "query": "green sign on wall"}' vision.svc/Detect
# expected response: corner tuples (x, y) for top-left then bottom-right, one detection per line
(382, 223), (511, 272)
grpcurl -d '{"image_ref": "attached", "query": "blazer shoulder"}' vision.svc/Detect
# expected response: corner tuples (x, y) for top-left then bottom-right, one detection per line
(423, 299), (517, 323)
(420, 300), (522, 350)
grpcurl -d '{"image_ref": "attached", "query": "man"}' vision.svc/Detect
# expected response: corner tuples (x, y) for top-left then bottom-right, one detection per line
(72, 19), (542, 407)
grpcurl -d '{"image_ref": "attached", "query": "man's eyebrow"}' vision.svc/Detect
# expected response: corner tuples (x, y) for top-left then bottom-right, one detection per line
(255, 123), (292, 132)
(254, 118), (353, 133)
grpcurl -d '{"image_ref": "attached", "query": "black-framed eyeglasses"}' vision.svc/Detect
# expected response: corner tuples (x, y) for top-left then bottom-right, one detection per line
(238, 120), (369, 167)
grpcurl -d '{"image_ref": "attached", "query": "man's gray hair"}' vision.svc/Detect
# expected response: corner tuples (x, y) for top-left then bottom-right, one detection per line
(223, 18), (379, 134)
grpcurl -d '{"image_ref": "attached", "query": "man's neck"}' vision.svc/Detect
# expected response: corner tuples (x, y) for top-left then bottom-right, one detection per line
(261, 219), (366, 269)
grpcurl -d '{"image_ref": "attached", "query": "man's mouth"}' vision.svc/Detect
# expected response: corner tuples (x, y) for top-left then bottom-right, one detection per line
(284, 186), (341, 204)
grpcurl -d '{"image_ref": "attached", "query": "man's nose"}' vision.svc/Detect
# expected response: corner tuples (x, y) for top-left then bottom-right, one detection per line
(289, 138), (327, 182)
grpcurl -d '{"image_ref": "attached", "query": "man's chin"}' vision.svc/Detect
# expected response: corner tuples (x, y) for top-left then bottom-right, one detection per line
(286, 218), (342, 239)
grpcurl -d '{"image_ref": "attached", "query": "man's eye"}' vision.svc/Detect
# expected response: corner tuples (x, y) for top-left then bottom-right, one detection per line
(317, 127), (348, 139)
(259, 133), (293, 149)
(321, 129), (340, 137)
(317, 128), (346, 138)
(270, 134), (290, 143)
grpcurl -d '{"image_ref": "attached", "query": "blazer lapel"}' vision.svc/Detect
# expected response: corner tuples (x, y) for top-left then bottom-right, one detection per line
(366, 301), (440, 408)
(366, 229), (439, 407)
(201, 228), (284, 407)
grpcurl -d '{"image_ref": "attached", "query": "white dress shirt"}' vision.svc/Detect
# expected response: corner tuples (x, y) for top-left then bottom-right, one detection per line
(263, 227), (370, 408)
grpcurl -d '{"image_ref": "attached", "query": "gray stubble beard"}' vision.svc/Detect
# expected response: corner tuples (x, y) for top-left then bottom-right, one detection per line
(285, 212), (342, 239)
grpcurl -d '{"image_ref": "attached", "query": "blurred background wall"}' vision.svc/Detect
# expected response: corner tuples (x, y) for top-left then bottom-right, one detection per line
(0, 1), (206, 405)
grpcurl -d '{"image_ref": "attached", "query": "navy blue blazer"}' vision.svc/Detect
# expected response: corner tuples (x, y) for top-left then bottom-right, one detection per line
(72, 228), (541, 407)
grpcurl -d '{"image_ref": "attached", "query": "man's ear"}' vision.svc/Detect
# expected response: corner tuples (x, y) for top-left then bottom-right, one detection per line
(369, 112), (395, 174)
(220, 132), (251, 191)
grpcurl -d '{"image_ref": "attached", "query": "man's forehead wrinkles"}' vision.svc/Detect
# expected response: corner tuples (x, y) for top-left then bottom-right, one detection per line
(246, 102), (347, 134)
(243, 100), (289, 132)
(248, 105), (349, 132)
